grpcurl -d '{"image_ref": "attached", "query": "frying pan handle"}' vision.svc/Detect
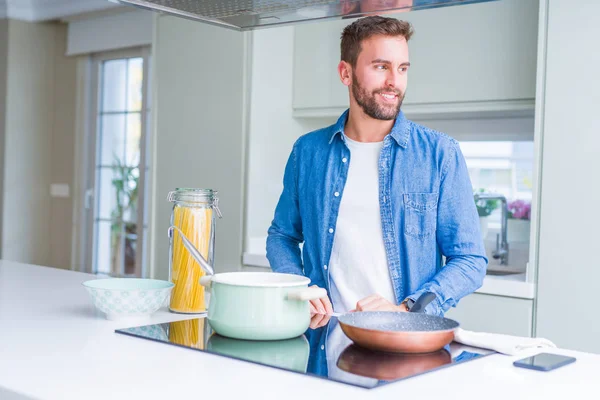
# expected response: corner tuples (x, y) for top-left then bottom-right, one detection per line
(409, 292), (437, 313)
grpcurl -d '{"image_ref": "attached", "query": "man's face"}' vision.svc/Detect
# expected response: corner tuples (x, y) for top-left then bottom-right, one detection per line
(349, 34), (410, 121)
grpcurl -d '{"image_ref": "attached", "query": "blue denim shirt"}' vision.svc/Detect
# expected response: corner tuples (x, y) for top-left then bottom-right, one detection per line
(266, 109), (488, 316)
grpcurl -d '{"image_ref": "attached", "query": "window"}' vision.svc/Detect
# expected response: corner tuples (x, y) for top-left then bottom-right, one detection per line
(460, 141), (534, 228)
(86, 47), (152, 277)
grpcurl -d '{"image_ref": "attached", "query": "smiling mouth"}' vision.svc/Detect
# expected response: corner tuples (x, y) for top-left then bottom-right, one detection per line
(378, 92), (399, 102)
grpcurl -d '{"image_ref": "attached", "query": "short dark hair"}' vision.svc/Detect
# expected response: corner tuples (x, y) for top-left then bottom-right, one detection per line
(341, 16), (414, 68)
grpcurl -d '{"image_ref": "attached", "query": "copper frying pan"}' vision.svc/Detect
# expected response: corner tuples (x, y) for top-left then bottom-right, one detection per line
(338, 293), (459, 354)
(337, 344), (452, 380)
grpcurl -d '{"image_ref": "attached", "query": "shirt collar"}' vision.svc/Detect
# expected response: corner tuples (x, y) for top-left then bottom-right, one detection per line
(328, 109), (410, 148)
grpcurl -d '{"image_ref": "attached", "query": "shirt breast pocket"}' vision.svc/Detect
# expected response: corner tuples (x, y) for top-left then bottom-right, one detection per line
(403, 193), (439, 238)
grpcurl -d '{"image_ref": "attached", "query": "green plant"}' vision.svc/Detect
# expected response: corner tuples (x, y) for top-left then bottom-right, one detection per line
(474, 188), (499, 217)
(110, 156), (139, 275)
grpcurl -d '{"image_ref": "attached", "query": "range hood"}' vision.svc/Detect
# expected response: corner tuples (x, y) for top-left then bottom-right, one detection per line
(115, 0), (498, 31)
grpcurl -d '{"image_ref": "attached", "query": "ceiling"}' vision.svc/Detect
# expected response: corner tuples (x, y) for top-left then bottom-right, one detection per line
(0, 0), (123, 21)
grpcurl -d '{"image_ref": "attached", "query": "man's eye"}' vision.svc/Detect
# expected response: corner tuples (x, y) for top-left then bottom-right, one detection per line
(399, 67), (408, 72)
(376, 65), (387, 70)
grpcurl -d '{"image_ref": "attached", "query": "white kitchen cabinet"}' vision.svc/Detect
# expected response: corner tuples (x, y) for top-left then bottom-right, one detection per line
(534, 0), (600, 354)
(445, 293), (533, 337)
(293, 0), (538, 117)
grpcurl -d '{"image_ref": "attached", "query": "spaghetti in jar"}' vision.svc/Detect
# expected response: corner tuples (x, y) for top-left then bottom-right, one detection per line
(167, 188), (222, 314)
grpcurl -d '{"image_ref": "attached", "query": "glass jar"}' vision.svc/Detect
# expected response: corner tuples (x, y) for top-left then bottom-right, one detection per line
(167, 188), (222, 314)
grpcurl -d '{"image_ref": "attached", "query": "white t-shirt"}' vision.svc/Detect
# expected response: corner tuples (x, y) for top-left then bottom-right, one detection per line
(329, 135), (396, 313)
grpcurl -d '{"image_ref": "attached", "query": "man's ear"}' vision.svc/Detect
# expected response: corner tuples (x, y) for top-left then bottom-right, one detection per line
(338, 60), (352, 87)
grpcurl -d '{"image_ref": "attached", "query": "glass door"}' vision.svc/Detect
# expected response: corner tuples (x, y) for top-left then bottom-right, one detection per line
(85, 47), (151, 277)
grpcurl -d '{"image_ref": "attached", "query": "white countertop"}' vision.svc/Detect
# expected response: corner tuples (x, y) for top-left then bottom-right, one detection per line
(0, 260), (597, 400)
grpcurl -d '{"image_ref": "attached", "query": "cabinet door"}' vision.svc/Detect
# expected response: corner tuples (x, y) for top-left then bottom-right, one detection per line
(292, 20), (347, 111)
(293, 0), (538, 114)
(535, 0), (600, 354)
(445, 293), (533, 337)
(397, 0), (538, 105)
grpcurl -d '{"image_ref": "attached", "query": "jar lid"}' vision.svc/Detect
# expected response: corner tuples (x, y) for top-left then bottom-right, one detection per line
(167, 188), (222, 218)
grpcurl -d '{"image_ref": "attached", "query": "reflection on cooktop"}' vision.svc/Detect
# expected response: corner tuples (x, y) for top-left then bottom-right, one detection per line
(116, 315), (494, 389)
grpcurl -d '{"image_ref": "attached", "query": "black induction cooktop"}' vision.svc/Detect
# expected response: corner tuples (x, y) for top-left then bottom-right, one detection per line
(116, 315), (494, 389)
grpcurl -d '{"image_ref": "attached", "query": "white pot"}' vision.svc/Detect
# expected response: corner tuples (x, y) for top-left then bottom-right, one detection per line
(479, 216), (489, 240)
(507, 219), (531, 243)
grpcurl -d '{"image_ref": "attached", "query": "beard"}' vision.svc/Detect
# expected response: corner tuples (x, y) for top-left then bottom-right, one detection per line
(351, 71), (404, 121)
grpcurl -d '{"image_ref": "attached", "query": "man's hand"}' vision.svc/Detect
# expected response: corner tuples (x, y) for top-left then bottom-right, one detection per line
(309, 285), (333, 314)
(354, 294), (408, 312)
(309, 312), (332, 329)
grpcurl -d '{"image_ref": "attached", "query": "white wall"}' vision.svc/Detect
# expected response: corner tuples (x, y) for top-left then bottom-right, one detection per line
(2, 20), (76, 268)
(245, 26), (329, 255)
(49, 24), (77, 269)
(66, 9), (153, 56)
(3, 19), (52, 264)
(0, 19), (7, 258)
(535, 0), (600, 353)
(151, 15), (248, 280)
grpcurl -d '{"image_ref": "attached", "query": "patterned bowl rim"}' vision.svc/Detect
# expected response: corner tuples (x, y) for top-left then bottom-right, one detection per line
(82, 278), (174, 292)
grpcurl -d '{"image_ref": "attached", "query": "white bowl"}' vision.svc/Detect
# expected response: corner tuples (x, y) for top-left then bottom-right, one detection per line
(83, 278), (174, 321)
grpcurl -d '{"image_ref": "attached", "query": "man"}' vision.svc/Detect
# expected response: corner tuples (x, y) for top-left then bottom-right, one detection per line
(266, 15), (487, 317)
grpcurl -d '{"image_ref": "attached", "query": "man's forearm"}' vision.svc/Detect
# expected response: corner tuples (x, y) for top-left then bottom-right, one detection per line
(266, 229), (304, 276)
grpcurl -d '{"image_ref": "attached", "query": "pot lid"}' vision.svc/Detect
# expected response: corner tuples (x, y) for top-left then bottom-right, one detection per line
(210, 272), (310, 287)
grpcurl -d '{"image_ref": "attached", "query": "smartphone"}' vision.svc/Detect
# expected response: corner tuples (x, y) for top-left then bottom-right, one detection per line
(513, 353), (576, 372)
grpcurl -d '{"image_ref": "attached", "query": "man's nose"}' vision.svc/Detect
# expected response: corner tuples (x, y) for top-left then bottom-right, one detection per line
(385, 70), (401, 90)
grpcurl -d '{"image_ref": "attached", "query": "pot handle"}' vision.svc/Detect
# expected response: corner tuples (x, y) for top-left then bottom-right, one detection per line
(287, 287), (328, 302)
(199, 276), (213, 288)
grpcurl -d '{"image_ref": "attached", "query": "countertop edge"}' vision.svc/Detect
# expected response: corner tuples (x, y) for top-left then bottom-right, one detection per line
(476, 275), (535, 299)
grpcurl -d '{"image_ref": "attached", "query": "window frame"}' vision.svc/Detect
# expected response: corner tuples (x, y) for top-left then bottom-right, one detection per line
(86, 46), (152, 277)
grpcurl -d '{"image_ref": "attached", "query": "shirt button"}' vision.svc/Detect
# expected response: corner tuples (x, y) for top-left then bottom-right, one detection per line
(328, 228), (334, 233)
(334, 192), (340, 197)
(321, 345), (325, 350)
(342, 157), (347, 163)
(323, 265), (328, 270)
